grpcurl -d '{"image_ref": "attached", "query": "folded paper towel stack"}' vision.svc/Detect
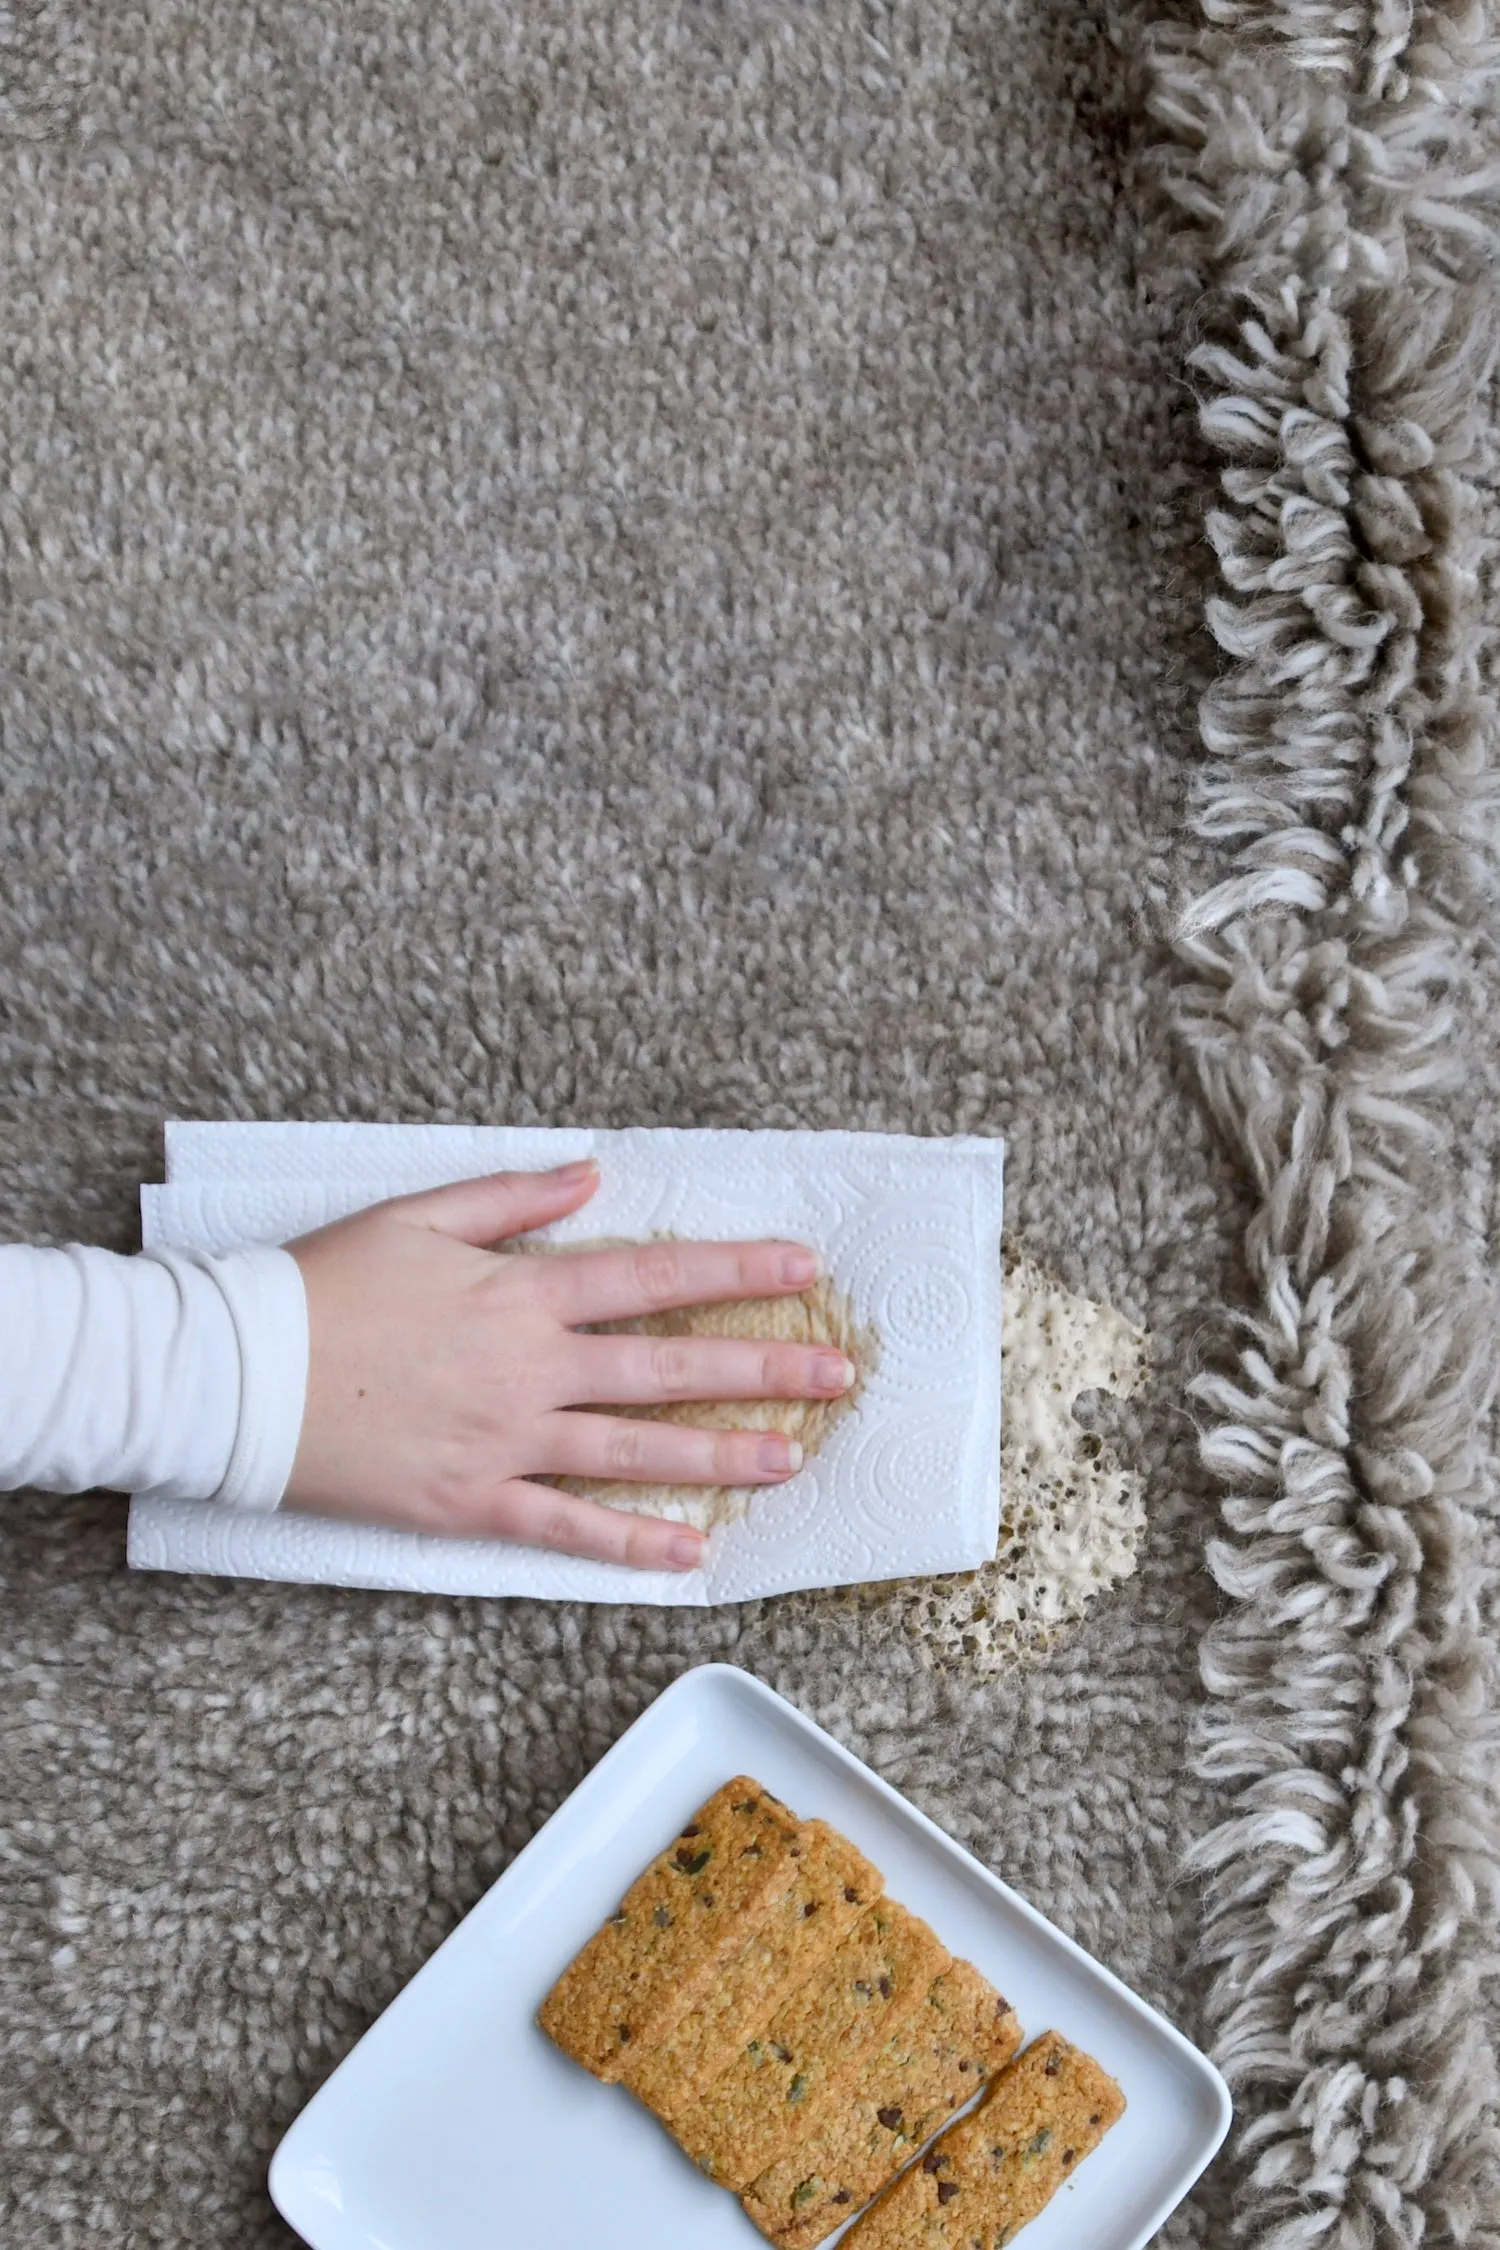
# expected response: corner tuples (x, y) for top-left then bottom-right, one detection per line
(127, 1124), (1004, 1606)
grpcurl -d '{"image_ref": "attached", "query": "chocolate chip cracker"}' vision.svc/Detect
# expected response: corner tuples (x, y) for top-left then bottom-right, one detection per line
(839, 2029), (1126, 2248)
(623, 1820), (881, 2124)
(672, 1899), (952, 2190)
(538, 1778), (802, 2080)
(740, 1960), (1023, 2248)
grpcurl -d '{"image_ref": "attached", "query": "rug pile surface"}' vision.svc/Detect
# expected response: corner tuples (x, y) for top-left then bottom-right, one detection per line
(2, 4), (1495, 2243)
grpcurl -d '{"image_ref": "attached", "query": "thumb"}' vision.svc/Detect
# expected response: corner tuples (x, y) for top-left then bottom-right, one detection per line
(396, 1159), (600, 1248)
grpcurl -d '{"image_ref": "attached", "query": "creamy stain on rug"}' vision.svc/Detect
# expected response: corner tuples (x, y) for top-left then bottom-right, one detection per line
(770, 1243), (1151, 1672)
(524, 1236), (1144, 1605)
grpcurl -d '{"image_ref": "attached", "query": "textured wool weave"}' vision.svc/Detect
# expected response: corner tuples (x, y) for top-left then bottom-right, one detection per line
(1143, 7), (1500, 2245)
(0, 4), (1494, 2247)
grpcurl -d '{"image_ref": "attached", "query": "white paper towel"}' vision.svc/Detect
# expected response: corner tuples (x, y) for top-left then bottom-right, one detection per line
(127, 1125), (1004, 1605)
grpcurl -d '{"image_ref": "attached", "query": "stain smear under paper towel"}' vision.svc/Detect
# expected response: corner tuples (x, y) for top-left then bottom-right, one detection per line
(510, 1237), (878, 1532)
(750, 1239), (1151, 1675)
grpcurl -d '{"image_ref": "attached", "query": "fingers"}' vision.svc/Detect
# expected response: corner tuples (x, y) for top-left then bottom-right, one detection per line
(393, 1159), (600, 1247)
(561, 1331), (856, 1407)
(479, 1480), (708, 1572)
(536, 1412), (804, 1488)
(538, 1237), (823, 1327)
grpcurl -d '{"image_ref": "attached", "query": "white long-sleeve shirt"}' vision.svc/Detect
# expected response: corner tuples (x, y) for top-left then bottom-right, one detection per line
(0, 1242), (309, 1509)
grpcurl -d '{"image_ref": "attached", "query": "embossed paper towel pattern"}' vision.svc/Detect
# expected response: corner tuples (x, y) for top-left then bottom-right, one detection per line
(127, 1126), (1004, 1605)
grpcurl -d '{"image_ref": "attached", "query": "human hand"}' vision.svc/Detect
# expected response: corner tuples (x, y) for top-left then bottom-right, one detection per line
(282, 1160), (854, 1571)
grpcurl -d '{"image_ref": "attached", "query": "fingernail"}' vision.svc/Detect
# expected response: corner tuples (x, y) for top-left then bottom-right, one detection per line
(778, 1248), (820, 1286)
(758, 1436), (804, 1477)
(552, 1158), (598, 1183)
(816, 1352), (856, 1392)
(666, 1533), (704, 1570)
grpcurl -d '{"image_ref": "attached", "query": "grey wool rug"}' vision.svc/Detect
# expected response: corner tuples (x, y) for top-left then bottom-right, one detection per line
(2, 4), (1497, 2247)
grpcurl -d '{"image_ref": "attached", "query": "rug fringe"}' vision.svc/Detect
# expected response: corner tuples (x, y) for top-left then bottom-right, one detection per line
(1140, 3), (1500, 2243)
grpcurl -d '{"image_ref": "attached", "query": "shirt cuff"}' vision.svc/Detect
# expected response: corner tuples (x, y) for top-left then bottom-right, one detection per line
(202, 1245), (310, 1512)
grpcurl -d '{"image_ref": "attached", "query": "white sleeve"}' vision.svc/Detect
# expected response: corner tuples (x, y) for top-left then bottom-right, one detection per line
(0, 1242), (309, 1511)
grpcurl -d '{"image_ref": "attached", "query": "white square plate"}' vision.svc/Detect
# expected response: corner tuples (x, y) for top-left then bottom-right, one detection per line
(270, 1664), (1230, 2249)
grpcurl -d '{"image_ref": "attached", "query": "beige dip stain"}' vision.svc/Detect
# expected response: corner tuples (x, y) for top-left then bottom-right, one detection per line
(771, 1239), (1151, 1676)
(508, 1235), (1150, 1662)
(508, 1237), (878, 1532)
